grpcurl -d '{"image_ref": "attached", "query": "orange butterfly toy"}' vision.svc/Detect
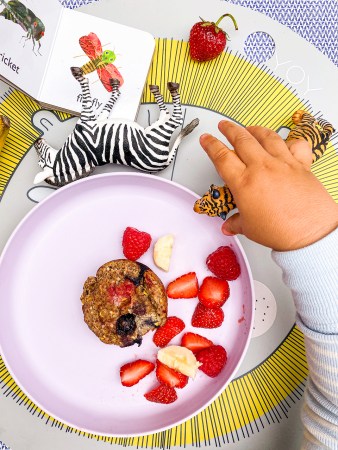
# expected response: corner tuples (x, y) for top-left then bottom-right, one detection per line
(79, 32), (124, 91)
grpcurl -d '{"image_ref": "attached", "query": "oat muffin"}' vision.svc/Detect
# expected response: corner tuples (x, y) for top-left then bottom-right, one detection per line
(81, 259), (167, 347)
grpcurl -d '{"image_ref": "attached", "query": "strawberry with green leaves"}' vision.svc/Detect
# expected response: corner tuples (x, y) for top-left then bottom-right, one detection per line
(189, 14), (238, 62)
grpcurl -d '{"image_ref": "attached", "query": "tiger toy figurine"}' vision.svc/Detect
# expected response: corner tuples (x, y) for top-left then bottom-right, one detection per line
(286, 110), (334, 162)
(194, 110), (335, 220)
(194, 184), (236, 220)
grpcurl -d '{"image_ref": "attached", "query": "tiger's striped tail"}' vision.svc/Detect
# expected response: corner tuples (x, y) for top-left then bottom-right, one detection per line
(286, 110), (335, 163)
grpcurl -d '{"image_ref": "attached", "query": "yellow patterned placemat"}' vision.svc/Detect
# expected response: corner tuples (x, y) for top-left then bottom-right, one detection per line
(0, 38), (337, 446)
(0, 327), (307, 446)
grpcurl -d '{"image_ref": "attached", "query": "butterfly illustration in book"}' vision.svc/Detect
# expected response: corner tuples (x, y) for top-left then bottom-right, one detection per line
(79, 32), (124, 92)
(0, 0), (45, 54)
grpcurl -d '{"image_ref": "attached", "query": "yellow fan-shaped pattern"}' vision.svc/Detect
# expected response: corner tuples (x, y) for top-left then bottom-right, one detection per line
(1, 38), (337, 446)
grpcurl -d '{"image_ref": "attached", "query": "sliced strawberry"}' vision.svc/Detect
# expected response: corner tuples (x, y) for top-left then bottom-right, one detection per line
(122, 227), (152, 261)
(206, 246), (241, 281)
(120, 359), (155, 387)
(166, 272), (199, 299)
(191, 303), (224, 328)
(181, 332), (213, 354)
(156, 360), (188, 389)
(198, 276), (230, 308)
(144, 384), (178, 404)
(196, 345), (227, 377)
(153, 316), (185, 348)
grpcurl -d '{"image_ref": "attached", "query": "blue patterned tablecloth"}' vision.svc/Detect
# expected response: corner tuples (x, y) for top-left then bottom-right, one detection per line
(228, 0), (338, 66)
(59, 0), (338, 67)
(1, 1), (337, 449)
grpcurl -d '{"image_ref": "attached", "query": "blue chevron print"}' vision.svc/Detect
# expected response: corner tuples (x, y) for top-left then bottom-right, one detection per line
(244, 31), (275, 63)
(59, 0), (98, 7)
(58, 0), (337, 67)
(226, 0), (338, 67)
(0, 442), (11, 450)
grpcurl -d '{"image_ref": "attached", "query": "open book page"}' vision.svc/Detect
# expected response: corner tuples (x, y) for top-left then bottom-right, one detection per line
(39, 8), (155, 120)
(0, 0), (63, 98)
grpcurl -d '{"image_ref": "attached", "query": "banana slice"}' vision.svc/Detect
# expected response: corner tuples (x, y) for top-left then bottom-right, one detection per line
(157, 345), (201, 378)
(153, 234), (174, 272)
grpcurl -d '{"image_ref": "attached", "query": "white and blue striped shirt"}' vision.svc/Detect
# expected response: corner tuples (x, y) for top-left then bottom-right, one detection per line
(273, 228), (338, 449)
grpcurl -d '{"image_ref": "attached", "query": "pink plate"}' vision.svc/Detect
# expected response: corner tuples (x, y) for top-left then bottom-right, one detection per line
(0, 172), (254, 436)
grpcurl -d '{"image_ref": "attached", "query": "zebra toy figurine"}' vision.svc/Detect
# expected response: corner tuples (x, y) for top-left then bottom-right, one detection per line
(34, 67), (199, 186)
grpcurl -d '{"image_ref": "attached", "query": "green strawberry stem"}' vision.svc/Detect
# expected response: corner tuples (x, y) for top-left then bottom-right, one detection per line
(199, 14), (238, 34)
(215, 13), (238, 31)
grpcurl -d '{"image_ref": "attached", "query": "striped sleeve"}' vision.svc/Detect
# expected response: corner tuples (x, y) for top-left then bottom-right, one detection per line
(272, 228), (338, 449)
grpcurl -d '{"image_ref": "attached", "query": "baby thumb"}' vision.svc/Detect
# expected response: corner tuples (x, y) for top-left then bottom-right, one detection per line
(286, 139), (312, 169)
(221, 213), (243, 236)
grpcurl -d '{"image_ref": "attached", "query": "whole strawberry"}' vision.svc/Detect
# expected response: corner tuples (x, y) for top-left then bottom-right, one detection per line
(189, 14), (238, 62)
(122, 227), (152, 261)
(206, 245), (241, 281)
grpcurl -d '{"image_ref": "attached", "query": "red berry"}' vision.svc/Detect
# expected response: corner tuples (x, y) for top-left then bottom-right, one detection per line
(181, 332), (213, 354)
(107, 279), (135, 304)
(120, 360), (155, 387)
(167, 272), (199, 299)
(122, 227), (152, 261)
(144, 384), (178, 404)
(156, 360), (188, 389)
(206, 246), (241, 281)
(191, 303), (224, 328)
(198, 276), (230, 308)
(189, 14), (238, 62)
(153, 316), (185, 347)
(196, 345), (227, 377)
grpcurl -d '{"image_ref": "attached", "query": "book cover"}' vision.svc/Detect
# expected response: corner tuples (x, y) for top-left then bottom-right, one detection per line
(0, 0), (155, 120)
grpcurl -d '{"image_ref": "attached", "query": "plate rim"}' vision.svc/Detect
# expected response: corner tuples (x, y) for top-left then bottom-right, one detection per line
(0, 171), (255, 437)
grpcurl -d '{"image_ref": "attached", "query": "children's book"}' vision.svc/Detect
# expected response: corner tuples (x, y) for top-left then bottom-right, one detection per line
(0, 0), (155, 119)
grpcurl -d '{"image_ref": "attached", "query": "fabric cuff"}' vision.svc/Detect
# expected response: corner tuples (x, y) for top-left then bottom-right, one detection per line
(272, 228), (338, 334)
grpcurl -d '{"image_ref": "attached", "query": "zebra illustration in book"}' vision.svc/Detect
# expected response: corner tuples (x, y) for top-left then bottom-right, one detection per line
(33, 67), (199, 187)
